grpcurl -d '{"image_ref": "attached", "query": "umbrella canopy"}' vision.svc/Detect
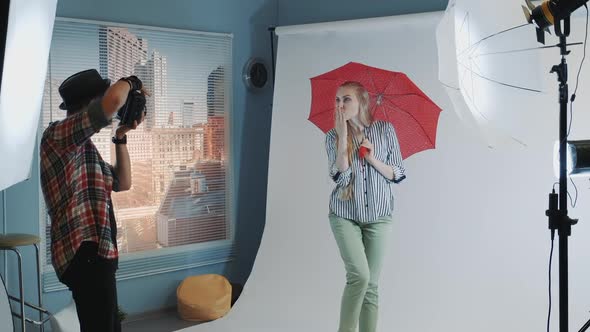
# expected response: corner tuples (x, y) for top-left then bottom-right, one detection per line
(436, 0), (551, 148)
(308, 62), (443, 159)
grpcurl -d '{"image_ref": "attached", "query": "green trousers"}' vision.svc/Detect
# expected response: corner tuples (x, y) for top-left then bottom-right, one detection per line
(329, 213), (393, 332)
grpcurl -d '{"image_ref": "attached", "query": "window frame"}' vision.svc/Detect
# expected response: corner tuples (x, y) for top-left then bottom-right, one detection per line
(38, 17), (235, 292)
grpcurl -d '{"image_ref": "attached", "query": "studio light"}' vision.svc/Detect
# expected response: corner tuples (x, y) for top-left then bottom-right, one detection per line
(553, 140), (590, 177)
(526, 1), (590, 331)
(522, 0), (589, 43)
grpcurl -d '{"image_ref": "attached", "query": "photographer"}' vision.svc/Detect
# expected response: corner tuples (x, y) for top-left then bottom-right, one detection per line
(40, 69), (149, 332)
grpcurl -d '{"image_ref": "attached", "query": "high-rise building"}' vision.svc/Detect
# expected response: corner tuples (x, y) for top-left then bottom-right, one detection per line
(136, 50), (168, 129)
(98, 27), (149, 162)
(203, 115), (225, 161)
(207, 66), (225, 117)
(126, 129), (153, 162)
(167, 112), (176, 127)
(150, 127), (201, 202)
(99, 27), (148, 80)
(181, 100), (207, 128)
(203, 66), (226, 162)
(194, 124), (205, 161)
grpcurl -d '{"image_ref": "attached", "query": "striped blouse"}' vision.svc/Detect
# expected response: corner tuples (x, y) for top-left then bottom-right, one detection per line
(325, 120), (406, 223)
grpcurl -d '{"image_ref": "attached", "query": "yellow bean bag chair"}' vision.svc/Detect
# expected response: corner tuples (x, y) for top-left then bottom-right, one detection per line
(177, 274), (232, 321)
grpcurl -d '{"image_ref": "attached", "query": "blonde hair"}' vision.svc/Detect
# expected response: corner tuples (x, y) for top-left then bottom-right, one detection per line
(335, 81), (373, 200)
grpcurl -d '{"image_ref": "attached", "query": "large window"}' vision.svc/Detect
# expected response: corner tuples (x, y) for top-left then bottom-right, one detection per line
(39, 18), (234, 291)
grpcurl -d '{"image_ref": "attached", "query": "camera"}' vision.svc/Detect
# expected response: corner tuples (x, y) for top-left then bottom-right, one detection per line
(116, 76), (147, 126)
(116, 90), (146, 126)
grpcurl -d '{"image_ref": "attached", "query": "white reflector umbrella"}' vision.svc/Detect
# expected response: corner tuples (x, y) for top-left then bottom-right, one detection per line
(436, 0), (556, 148)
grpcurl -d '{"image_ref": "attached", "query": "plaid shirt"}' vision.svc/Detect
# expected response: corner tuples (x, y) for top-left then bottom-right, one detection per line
(40, 99), (119, 278)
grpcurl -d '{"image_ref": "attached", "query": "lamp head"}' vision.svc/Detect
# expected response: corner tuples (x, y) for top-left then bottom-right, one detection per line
(522, 0), (588, 43)
(553, 140), (590, 178)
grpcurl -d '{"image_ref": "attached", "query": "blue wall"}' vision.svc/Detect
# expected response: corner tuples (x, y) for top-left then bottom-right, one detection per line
(277, 0), (447, 26)
(3, 0), (449, 321)
(4, 0), (277, 318)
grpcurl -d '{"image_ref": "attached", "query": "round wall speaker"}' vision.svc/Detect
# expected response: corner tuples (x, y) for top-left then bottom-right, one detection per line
(243, 57), (269, 90)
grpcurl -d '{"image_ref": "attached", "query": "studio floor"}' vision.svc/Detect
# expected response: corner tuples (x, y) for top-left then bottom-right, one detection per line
(123, 308), (202, 332)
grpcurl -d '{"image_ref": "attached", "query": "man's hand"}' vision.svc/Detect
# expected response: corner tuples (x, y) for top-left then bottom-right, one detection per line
(140, 86), (151, 97)
(121, 75), (143, 91)
(115, 111), (145, 139)
(102, 77), (151, 120)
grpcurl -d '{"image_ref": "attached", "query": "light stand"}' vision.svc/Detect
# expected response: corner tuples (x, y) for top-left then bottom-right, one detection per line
(545, 15), (581, 332)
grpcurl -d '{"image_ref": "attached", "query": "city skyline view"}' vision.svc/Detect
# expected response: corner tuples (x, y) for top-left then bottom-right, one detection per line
(41, 20), (232, 258)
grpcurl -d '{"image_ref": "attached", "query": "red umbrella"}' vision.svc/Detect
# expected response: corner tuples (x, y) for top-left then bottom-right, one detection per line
(308, 62), (443, 159)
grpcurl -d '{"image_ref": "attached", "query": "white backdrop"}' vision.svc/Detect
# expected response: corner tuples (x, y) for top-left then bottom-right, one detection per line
(182, 10), (590, 332)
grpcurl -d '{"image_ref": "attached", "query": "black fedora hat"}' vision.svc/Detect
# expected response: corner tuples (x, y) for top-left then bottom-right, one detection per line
(58, 69), (111, 110)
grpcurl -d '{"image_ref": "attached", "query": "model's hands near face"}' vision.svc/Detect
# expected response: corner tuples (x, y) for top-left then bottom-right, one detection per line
(335, 107), (347, 139)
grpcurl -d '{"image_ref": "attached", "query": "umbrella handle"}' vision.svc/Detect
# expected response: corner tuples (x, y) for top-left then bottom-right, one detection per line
(359, 146), (370, 159)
